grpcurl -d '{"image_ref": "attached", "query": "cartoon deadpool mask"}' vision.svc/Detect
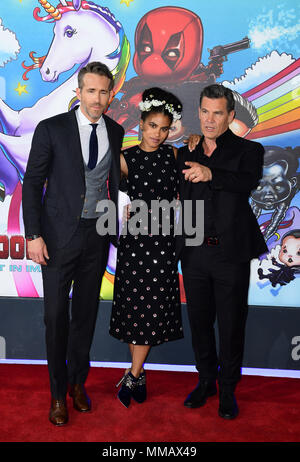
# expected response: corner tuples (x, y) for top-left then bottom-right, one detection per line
(133, 7), (203, 83)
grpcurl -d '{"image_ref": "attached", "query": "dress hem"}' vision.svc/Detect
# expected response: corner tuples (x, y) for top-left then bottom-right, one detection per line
(109, 331), (184, 347)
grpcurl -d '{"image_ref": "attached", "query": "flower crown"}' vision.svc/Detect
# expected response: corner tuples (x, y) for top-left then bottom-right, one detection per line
(138, 96), (182, 122)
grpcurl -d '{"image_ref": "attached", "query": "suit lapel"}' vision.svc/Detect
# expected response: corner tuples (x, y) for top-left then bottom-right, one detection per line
(103, 114), (117, 158)
(103, 114), (119, 185)
(66, 107), (85, 180)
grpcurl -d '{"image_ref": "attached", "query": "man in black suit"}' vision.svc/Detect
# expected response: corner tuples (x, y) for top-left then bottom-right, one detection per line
(22, 62), (124, 425)
(177, 84), (267, 419)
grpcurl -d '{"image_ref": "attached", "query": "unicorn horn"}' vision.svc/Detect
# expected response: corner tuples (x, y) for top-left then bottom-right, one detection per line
(38, 0), (62, 20)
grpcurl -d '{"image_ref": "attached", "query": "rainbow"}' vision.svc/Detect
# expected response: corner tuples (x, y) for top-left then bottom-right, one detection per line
(244, 58), (300, 140)
(122, 129), (139, 149)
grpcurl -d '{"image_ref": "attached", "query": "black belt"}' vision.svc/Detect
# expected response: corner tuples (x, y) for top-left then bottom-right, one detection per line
(203, 236), (219, 246)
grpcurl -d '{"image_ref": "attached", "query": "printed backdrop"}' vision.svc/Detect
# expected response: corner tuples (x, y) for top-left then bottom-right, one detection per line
(0, 0), (299, 307)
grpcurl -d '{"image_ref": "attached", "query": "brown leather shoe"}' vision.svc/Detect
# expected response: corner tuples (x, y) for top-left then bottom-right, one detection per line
(49, 399), (68, 426)
(69, 384), (91, 412)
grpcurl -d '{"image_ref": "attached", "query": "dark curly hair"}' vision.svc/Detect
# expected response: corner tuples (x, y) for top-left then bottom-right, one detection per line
(140, 87), (182, 123)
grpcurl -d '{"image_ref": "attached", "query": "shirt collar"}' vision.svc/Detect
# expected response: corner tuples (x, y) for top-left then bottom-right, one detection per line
(215, 128), (232, 147)
(76, 104), (104, 127)
(199, 128), (232, 149)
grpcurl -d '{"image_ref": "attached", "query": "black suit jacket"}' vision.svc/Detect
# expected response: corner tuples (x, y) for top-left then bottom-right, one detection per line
(22, 106), (124, 250)
(176, 129), (268, 263)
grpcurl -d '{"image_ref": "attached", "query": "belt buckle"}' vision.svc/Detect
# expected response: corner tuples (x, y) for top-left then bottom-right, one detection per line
(207, 237), (218, 246)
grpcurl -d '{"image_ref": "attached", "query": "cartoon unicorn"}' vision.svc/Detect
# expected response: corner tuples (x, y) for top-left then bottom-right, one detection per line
(0, 0), (130, 198)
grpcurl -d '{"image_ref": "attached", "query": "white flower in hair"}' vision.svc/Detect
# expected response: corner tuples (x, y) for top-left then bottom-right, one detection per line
(138, 98), (182, 121)
(165, 103), (182, 121)
(139, 99), (164, 111)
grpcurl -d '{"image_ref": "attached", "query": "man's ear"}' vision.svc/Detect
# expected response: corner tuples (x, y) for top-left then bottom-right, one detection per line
(229, 110), (235, 124)
(76, 87), (81, 101)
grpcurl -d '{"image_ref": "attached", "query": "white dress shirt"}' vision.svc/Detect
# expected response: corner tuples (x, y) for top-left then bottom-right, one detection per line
(76, 106), (109, 166)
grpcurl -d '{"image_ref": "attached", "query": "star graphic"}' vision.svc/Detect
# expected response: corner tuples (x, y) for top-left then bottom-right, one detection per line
(120, 0), (134, 6)
(15, 82), (28, 96)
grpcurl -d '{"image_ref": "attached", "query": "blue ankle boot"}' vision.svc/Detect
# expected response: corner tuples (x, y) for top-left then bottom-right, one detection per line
(132, 371), (147, 403)
(116, 371), (138, 408)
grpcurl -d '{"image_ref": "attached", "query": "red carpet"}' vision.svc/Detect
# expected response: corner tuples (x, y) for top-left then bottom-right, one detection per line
(0, 364), (299, 443)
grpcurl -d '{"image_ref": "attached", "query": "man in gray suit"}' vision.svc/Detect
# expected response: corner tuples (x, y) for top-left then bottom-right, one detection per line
(22, 62), (124, 425)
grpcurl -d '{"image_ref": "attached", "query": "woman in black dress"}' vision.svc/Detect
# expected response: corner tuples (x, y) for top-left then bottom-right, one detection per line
(110, 87), (184, 407)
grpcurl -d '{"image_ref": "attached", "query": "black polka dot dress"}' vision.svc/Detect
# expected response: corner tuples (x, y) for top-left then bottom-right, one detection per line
(109, 144), (183, 346)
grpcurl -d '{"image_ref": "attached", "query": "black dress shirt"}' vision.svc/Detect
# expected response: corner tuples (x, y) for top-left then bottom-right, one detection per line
(190, 140), (217, 237)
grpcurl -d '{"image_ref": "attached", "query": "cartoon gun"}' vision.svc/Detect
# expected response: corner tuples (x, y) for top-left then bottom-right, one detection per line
(208, 36), (250, 61)
(206, 37), (250, 78)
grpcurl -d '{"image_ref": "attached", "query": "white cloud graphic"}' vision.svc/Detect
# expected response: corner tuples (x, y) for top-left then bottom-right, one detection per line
(222, 51), (295, 94)
(0, 18), (21, 68)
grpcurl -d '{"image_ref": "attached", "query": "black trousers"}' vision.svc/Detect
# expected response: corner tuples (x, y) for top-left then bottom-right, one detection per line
(181, 243), (250, 390)
(42, 219), (109, 399)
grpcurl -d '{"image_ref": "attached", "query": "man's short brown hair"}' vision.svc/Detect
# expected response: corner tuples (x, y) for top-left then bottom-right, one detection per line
(78, 61), (114, 91)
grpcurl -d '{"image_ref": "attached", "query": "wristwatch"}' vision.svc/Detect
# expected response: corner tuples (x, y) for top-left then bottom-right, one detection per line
(26, 235), (41, 241)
